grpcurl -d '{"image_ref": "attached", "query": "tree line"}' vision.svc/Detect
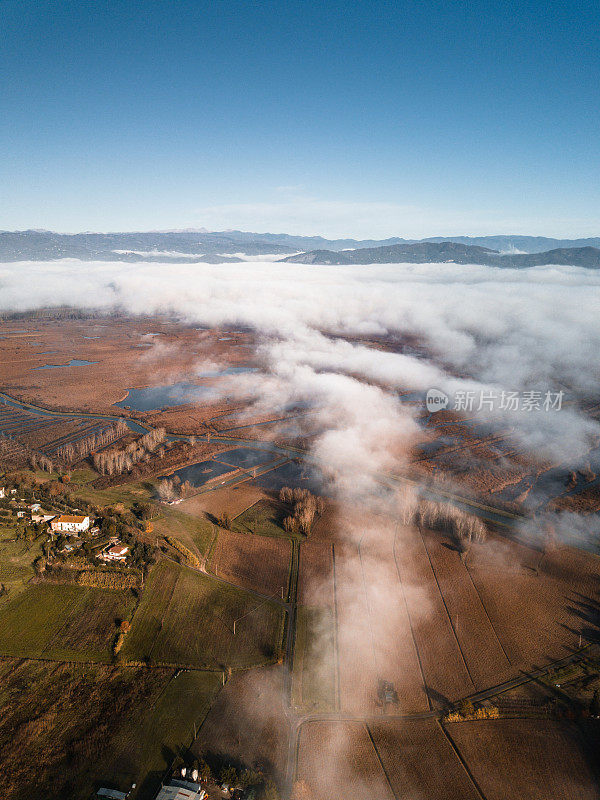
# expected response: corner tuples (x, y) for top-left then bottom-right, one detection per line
(55, 419), (129, 464)
(92, 427), (166, 475)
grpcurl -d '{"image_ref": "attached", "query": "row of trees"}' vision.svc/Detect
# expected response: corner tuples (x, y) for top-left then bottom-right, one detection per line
(56, 419), (129, 464)
(92, 427), (167, 475)
(29, 452), (54, 472)
(279, 487), (325, 535)
(408, 496), (487, 560)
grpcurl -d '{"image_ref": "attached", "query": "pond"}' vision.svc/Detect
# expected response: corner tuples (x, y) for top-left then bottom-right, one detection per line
(114, 381), (213, 411)
(115, 368), (257, 411)
(34, 359), (98, 370)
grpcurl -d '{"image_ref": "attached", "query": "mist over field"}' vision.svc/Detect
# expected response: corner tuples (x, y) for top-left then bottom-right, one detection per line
(2, 258), (599, 473)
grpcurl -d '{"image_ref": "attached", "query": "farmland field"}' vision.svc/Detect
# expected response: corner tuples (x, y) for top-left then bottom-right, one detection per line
(233, 498), (288, 538)
(0, 582), (137, 661)
(192, 664), (289, 786)
(446, 719), (600, 800)
(0, 657), (220, 800)
(0, 536), (44, 605)
(369, 719), (482, 800)
(122, 559), (285, 668)
(209, 527), (291, 597)
(295, 720), (395, 800)
(292, 605), (336, 710)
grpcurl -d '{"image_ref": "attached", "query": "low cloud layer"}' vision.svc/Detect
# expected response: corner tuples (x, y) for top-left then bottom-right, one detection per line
(1, 258), (598, 471)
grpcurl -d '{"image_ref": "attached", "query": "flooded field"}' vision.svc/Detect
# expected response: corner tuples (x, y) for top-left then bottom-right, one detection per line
(216, 447), (276, 468)
(165, 459), (235, 487)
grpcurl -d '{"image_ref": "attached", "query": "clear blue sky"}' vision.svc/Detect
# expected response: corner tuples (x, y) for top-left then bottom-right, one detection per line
(1, 0), (599, 237)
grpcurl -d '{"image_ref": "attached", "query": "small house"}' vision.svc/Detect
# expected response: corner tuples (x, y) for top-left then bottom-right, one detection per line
(100, 543), (130, 562)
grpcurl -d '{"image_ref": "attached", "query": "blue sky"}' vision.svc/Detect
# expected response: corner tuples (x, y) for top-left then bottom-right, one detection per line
(1, 0), (599, 237)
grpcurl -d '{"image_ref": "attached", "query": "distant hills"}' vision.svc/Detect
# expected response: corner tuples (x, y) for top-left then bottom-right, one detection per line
(282, 242), (600, 269)
(1, 229), (600, 265)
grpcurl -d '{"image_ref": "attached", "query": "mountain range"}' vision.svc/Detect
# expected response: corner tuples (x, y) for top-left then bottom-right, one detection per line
(282, 241), (600, 268)
(1, 229), (600, 267)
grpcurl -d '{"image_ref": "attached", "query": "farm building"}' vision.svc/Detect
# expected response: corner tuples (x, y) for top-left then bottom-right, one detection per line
(97, 789), (129, 800)
(32, 512), (55, 523)
(100, 543), (130, 562)
(154, 779), (207, 800)
(50, 514), (90, 533)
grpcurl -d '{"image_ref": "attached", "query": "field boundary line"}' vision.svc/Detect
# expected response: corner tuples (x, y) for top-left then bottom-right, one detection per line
(463, 560), (513, 667)
(436, 720), (488, 800)
(365, 724), (397, 800)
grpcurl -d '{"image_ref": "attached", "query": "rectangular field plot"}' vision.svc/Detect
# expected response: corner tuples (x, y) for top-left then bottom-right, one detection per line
(369, 719), (481, 800)
(292, 605), (336, 710)
(421, 529), (513, 689)
(209, 528), (291, 597)
(446, 719), (599, 800)
(122, 559), (285, 668)
(0, 583), (136, 661)
(296, 720), (395, 800)
(92, 669), (221, 800)
(233, 499), (287, 538)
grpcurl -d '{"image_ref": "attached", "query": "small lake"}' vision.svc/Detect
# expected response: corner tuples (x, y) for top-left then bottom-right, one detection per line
(165, 459), (235, 487)
(115, 382), (212, 411)
(115, 368), (257, 411)
(34, 359), (98, 370)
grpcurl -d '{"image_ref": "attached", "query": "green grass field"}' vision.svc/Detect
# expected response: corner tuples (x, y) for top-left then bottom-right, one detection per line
(233, 499), (288, 538)
(0, 582), (137, 661)
(71, 478), (154, 509)
(292, 605), (336, 711)
(152, 506), (215, 557)
(0, 535), (44, 607)
(123, 559), (285, 669)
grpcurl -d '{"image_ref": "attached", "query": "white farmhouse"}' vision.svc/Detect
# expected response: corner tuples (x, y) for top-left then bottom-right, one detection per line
(50, 514), (90, 534)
